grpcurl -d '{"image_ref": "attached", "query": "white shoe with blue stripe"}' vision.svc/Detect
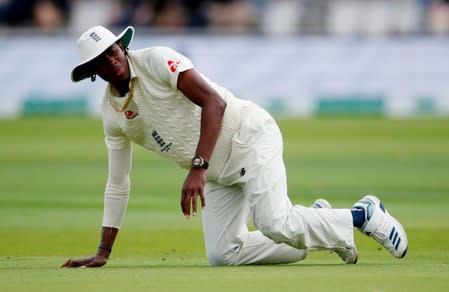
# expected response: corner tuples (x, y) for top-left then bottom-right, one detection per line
(353, 195), (408, 258)
(311, 199), (359, 264)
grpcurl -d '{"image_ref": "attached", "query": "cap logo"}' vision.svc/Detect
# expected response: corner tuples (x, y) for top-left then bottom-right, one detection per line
(89, 32), (101, 42)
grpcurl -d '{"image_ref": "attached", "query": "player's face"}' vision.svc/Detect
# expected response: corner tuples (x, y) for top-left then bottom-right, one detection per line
(91, 43), (130, 84)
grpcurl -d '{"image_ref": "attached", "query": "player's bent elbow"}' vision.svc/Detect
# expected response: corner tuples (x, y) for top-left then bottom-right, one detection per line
(217, 95), (226, 115)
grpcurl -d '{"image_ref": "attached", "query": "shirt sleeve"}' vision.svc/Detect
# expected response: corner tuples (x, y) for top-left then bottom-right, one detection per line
(145, 46), (194, 89)
(102, 143), (132, 228)
(101, 110), (132, 228)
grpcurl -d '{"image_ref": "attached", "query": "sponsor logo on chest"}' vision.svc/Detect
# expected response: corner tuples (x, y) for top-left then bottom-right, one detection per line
(152, 130), (172, 152)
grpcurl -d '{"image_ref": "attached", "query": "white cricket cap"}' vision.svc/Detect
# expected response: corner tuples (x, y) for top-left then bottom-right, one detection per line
(71, 25), (134, 82)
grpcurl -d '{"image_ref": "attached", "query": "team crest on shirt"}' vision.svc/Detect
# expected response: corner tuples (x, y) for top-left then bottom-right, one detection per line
(124, 101), (139, 120)
(125, 110), (138, 119)
(167, 60), (180, 73)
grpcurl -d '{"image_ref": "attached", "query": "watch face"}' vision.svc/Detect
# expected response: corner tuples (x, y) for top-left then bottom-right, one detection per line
(192, 157), (202, 166)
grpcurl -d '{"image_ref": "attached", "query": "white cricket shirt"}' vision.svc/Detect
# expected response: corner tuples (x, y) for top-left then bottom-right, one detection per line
(101, 46), (248, 228)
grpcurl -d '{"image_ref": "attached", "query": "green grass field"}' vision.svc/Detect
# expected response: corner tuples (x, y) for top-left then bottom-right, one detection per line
(1, 116), (448, 291)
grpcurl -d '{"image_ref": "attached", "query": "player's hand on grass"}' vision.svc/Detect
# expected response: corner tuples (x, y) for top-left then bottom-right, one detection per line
(61, 228), (117, 268)
(181, 168), (206, 218)
(60, 254), (108, 268)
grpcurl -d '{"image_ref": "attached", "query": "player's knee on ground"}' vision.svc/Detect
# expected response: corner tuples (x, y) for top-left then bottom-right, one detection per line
(206, 248), (232, 266)
(206, 244), (241, 266)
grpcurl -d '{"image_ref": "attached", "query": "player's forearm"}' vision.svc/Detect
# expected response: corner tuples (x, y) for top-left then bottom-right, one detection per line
(97, 226), (119, 258)
(196, 97), (226, 161)
(99, 194), (128, 257)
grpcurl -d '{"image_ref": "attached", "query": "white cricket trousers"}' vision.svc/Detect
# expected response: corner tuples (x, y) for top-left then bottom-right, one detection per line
(202, 103), (355, 266)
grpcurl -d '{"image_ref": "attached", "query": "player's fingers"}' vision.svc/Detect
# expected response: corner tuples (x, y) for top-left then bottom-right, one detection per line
(83, 259), (104, 268)
(79, 258), (95, 267)
(183, 192), (191, 218)
(181, 189), (191, 217)
(65, 259), (79, 268)
(70, 260), (83, 267)
(200, 190), (206, 210)
(180, 191), (186, 214)
(71, 257), (95, 268)
(60, 258), (72, 268)
(68, 259), (81, 268)
(192, 193), (197, 216)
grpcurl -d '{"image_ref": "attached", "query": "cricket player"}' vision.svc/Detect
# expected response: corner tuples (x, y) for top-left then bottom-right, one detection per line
(61, 26), (408, 268)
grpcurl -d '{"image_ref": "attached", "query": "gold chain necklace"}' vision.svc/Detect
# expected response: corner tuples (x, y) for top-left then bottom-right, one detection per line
(109, 79), (135, 112)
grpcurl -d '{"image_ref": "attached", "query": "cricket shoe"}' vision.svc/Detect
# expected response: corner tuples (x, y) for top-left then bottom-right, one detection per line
(311, 199), (359, 264)
(353, 195), (408, 258)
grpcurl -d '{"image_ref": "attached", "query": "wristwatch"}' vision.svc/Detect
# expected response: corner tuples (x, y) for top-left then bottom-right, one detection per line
(191, 155), (209, 169)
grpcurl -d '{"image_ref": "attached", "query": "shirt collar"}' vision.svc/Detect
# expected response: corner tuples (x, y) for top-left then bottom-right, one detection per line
(128, 56), (137, 80)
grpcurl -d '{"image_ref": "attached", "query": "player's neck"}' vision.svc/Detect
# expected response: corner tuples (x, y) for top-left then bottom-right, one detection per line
(114, 80), (130, 97)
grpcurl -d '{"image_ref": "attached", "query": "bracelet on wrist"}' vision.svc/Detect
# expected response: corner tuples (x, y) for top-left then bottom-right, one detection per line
(98, 244), (112, 253)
